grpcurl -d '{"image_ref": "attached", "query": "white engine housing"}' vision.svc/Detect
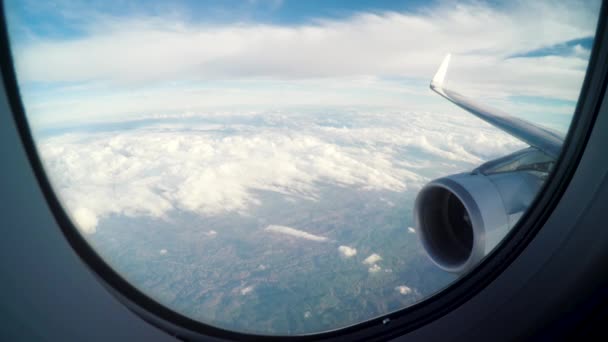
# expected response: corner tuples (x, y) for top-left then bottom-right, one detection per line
(414, 171), (543, 273)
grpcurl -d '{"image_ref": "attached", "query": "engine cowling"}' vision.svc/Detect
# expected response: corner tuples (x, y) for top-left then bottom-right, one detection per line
(414, 170), (543, 274)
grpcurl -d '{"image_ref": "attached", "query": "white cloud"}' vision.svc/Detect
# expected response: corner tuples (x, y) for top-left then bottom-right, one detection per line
(338, 245), (357, 258)
(368, 264), (382, 273)
(11, 0), (599, 129)
(205, 230), (217, 237)
(240, 286), (254, 295)
(264, 225), (328, 242)
(160, 249), (168, 255)
(14, 1), (597, 92)
(38, 108), (525, 233)
(572, 44), (591, 59)
(395, 285), (412, 295)
(363, 253), (382, 265)
(71, 207), (98, 234)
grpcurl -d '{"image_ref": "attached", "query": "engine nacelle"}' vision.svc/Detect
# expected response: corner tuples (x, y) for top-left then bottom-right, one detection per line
(414, 171), (543, 274)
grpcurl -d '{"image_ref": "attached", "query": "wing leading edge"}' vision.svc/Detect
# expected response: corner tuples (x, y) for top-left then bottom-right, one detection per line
(430, 54), (564, 159)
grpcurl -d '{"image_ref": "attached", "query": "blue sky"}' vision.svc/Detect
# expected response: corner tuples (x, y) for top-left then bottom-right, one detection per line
(509, 37), (594, 58)
(6, 0), (432, 41)
(3, 0), (601, 130)
(8, 0), (594, 46)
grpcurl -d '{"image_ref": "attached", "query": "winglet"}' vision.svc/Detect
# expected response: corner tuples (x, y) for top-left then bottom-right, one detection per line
(426, 53), (563, 158)
(430, 53), (451, 90)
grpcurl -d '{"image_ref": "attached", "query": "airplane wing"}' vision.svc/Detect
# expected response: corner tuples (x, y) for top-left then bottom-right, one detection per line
(430, 54), (564, 159)
(415, 54), (569, 274)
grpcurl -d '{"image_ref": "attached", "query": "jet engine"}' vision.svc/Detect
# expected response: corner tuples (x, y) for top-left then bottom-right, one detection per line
(416, 54), (560, 274)
(414, 169), (544, 274)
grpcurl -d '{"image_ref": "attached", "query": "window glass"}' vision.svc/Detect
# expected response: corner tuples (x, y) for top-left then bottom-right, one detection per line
(4, 0), (600, 335)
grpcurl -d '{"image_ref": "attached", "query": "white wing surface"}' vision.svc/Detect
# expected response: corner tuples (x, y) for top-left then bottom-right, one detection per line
(430, 54), (564, 158)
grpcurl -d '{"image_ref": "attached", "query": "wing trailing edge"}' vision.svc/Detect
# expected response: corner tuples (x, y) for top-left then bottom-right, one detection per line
(429, 54), (564, 158)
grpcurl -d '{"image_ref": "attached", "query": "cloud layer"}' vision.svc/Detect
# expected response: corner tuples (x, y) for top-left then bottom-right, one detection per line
(14, 1), (597, 94)
(39, 108), (524, 234)
(9, 1), (599, 128)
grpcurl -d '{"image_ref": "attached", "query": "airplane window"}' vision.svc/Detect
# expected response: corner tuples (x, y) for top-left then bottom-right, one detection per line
(3, 0), (602, 336)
